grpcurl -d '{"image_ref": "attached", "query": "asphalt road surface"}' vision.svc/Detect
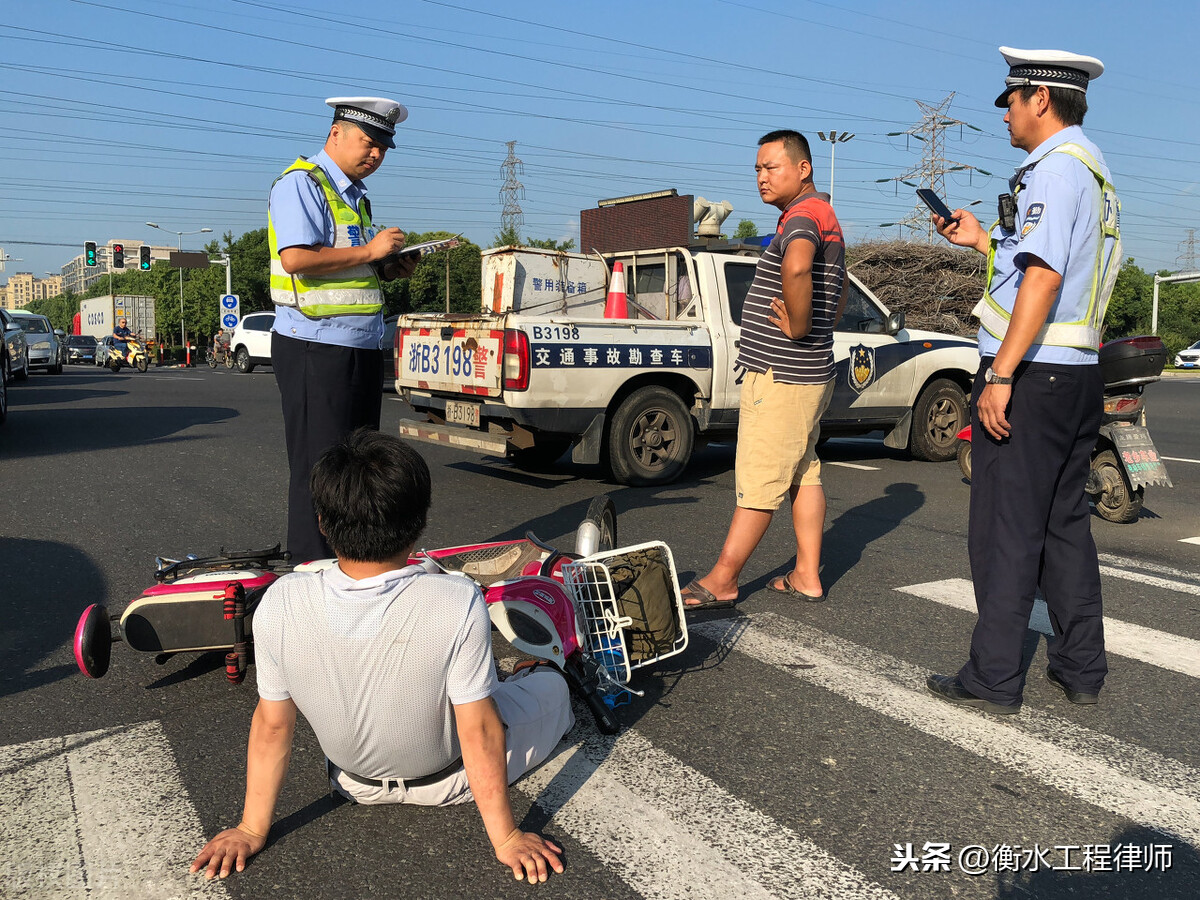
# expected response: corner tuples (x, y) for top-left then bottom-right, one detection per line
(2, 363), (1198, 900)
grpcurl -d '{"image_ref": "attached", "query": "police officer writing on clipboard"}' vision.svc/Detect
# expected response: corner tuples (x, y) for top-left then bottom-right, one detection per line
(268, 97), (417, 560)
(927, 48), (1122, 713)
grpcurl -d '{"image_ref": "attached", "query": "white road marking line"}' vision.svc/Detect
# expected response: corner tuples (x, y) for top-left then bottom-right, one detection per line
(1095, 553), (1200, 596)
(1161, 456), (1200, 464)
(898, 578), (1200, 679)
(0, 722), (225, 900)
(693, 614), (1200, 845)
(826, 461), (881, 471)
(1180, 537), (1200, 546)
(519, 728), (897, 900)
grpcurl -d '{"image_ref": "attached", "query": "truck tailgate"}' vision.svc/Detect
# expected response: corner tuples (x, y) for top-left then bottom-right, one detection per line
(397, 317), (505, 397)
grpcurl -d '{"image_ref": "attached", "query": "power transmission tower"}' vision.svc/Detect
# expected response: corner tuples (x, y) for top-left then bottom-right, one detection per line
(499, 141), (525, 241)
(1178, 229), (1197, 271)
(878, 93), (991, 242)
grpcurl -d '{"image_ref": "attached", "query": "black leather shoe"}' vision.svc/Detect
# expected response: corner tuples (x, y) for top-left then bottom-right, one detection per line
(926, 673), (1021, 715)
(1045, 666), (1099, 705)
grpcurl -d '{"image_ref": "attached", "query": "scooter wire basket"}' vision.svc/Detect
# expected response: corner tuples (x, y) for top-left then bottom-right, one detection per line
(560, 541), (689, 689)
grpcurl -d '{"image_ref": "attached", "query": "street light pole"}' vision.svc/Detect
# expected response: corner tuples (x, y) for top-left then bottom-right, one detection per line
(146, 222), (212, 356)
(817, 131), (855, 206)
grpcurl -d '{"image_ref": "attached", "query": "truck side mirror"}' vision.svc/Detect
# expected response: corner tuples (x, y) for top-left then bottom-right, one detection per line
(886, 311), (905, 335)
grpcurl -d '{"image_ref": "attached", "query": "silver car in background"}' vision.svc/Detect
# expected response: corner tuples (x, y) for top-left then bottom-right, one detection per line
(9, 310), (62, 374)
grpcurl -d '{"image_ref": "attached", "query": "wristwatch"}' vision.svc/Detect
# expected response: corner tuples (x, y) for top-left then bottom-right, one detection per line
(984, 366), (1013, 385)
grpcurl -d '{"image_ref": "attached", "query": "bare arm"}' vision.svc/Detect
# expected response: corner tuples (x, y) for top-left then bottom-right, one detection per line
(190, 698), (297, 879)
(278, 227), (408, 276)
(976, 257), (1063, 441)
(768, 238), (817, 340)
(454, 696), (564, 882)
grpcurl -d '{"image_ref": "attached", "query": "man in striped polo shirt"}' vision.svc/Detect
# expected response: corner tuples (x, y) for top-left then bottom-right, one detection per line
(683, 130), (846, 610)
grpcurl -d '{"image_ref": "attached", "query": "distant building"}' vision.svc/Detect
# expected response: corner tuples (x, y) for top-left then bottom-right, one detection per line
(0, 273), (67, 309)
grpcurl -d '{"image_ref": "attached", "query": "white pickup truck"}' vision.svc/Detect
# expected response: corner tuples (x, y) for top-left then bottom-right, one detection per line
(396, 244), (979, 486)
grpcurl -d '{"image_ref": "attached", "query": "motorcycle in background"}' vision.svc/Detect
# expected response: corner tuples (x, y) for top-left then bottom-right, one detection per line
(108, 334), (150, 373)
(955, 335), (1172, 524)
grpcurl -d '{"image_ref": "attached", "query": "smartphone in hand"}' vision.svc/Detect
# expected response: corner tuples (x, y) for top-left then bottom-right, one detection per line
(916, 188), (956, 226)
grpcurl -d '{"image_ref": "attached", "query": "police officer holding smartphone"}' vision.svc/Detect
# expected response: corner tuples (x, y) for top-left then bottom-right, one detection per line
(268, 97), (417, 560)
(927, 48), (1122, 714)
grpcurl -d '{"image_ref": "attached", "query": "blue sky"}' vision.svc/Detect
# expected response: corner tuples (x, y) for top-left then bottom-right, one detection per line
(2, 0), (1197, 285)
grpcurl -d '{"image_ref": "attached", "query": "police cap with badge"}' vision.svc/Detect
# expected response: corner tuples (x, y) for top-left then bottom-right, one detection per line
(993, 46), (1104, 108)
(326, 96), (408, 148)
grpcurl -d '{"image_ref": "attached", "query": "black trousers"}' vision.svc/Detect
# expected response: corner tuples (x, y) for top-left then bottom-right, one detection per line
(959, 358), (1106, 705)
(272, 332), (383, 561)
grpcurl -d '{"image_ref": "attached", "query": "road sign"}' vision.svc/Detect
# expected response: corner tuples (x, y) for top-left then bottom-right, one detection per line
(219, 294), (240, 331)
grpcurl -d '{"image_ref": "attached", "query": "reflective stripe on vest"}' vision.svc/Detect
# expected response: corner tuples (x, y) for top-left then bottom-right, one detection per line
(973, 142), (1122, 351)
(267, 158), (383, 318)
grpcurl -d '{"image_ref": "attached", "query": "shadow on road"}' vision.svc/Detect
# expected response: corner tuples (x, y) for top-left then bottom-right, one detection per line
(0, 538), (106, 699)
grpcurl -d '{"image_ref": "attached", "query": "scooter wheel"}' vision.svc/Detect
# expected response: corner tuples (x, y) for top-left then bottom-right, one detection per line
(74, 604), (113, 678)
(957, 440), (972, 482)
(1092, 449), (1144, 524)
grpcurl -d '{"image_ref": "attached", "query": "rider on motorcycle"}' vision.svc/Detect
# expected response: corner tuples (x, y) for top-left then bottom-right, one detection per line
(112, 317), (133, 353)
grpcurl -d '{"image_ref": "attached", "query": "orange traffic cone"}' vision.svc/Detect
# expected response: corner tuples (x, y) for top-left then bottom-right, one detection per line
(605, 261), (628, 319)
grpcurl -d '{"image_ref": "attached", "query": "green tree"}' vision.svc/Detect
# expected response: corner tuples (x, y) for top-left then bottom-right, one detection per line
(398, 231), (483, 315)
(734, 219), (759, 239)
(491, 224), (521, 248)
(524, 237), (576, 251)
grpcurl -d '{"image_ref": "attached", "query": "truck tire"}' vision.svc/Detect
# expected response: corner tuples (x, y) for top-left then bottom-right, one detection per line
(1091, 449), (1144, 524)
(508, 437), (571, 472)
(235, 347), (255, 374)
(909, 378), (968, 462)
(607, 386), (694, 486)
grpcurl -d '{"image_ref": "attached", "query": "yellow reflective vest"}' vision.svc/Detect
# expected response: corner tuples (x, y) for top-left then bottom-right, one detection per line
(268, 158), (383, 318)
(974, 142), (1121, 352)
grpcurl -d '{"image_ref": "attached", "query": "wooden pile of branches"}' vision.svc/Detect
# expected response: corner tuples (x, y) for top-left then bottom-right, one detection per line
(846, 240), (986, 336)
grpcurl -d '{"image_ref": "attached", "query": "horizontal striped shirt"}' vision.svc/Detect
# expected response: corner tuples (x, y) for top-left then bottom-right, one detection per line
(736, 192), (845, 384)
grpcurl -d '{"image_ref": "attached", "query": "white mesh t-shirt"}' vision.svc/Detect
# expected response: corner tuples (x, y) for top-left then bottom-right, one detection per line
(253, 564), (498, 780)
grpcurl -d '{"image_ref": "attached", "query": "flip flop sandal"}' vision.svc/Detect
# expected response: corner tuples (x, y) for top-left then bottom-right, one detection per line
(681, 579), (735, 611)
(767, 574), (825, 603)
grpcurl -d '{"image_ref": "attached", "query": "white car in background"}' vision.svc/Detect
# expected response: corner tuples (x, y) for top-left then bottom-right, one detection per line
(9, 310), (62, 374)
(229, 310), (275, 374)
(1175, 340), (1200, 369)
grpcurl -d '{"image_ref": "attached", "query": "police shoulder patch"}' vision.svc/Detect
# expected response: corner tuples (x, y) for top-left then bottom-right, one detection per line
(1020, 202), (1045, 238)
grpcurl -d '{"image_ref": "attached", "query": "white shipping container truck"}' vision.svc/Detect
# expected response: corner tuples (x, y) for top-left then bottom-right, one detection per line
(80, 295), (157, 341)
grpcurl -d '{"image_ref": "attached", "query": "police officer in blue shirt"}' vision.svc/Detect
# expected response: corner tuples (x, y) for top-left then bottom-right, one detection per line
(269, 97), (416, 560)
(927, 48), (1121, 714)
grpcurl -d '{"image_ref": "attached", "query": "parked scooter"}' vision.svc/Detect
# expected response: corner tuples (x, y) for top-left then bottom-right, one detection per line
(955, 336), (1172, 524)
(108, 334), (150, 373)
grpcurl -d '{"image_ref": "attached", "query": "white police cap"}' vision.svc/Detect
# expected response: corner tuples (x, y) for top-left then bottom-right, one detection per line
(325, 96), (408, 148)
(995, 47), (1104, 108)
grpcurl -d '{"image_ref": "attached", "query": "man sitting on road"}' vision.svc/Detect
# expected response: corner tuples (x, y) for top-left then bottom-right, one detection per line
(191, 429), (574, 883)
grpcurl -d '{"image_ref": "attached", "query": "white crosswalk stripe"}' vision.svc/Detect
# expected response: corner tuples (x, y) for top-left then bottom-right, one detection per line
(518, 727), (897, 900)
(691, 613), (1200, 845)
(0, 721), (226, 900)
(896, 577), (1200, 679)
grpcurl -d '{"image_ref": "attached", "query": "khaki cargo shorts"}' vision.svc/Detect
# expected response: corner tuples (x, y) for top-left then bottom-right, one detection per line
(735, 370), (835, 510)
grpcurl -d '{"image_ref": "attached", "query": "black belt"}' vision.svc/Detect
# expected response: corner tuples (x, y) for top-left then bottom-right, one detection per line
(325, 756), (464, 792)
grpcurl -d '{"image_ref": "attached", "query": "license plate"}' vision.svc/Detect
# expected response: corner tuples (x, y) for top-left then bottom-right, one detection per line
(445, 400), (480, 427)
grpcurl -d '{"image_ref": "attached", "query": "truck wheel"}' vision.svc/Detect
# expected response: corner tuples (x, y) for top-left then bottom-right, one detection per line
(910, 378), (968, 462)
(607, 386), (694, 486)
(1091, 449), (1144, 524)
(236, 347), (255, 374)
(957, 439), (972, 482)
(508, 437), (571, 472)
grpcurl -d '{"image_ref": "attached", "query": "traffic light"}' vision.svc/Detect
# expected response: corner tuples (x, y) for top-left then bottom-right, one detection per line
(84, 241), (97, 267)
(112, 243), (124, 269)
(139, 245), (152, 270)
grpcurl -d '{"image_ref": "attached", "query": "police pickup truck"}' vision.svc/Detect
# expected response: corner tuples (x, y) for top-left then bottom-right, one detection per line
(396, 244), (978, 486)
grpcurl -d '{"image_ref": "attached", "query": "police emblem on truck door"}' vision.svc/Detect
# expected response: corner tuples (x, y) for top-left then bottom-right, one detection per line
(848, 344), (875, 393)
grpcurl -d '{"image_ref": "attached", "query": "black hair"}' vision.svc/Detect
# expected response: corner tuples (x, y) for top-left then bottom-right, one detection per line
(1017, 84), (1087, 127)
(310, 428), (431, 562)
(758, 129), (813, 166)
